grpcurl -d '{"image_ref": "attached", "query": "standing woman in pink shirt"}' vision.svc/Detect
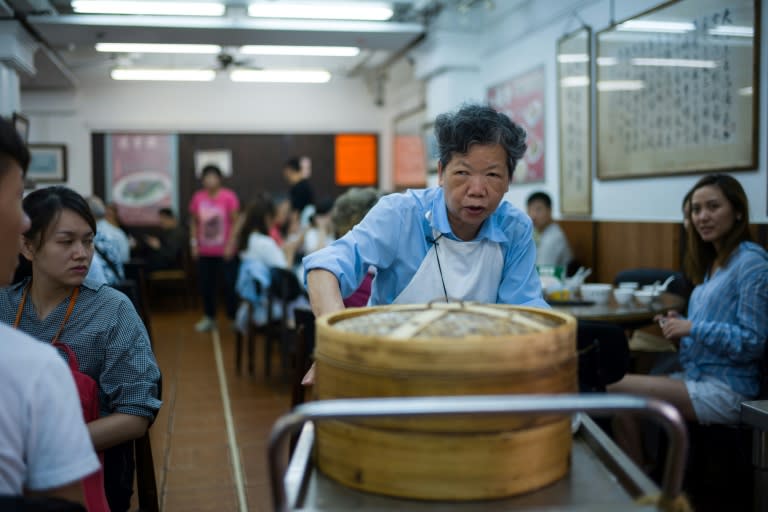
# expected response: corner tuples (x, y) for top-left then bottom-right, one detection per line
(189, 165), (241, 332)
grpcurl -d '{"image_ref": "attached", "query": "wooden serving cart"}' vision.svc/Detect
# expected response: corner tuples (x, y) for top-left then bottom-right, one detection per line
(268, 394), (689, 512)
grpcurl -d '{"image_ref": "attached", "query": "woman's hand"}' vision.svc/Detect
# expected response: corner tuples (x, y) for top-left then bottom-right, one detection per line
(659, 316), (692, 342)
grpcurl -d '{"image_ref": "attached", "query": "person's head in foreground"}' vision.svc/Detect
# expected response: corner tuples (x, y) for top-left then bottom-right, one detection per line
(434, 104), (526, 240)
(0, 117), (31, 285)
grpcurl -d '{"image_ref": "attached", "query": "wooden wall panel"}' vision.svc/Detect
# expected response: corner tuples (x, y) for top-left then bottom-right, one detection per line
(559, 220), (595, 273)
(595, 222), (681, 284)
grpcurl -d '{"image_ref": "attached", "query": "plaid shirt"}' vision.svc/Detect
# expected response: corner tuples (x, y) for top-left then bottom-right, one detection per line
(680, 241), (768, 398)
(0, 278), (161, 420)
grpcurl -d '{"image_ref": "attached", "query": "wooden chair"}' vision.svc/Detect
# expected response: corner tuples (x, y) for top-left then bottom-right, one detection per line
(264, 267), (304, 379)
(235, 267), (305, 380)
(146, 246), (196, 309)
(292, 307), (315, 409)
(109, 277), (161, 512)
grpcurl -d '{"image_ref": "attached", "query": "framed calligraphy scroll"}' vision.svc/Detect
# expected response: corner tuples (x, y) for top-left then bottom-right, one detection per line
(596, 0), (759, 179)
(557, 27), (592, 215)
(487, 66), (546, 184)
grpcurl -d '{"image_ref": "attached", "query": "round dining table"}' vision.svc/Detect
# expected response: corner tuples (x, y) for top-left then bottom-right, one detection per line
(548, 292), (686, 326)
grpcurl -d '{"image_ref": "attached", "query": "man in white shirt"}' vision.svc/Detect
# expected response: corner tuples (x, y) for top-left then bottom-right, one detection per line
(526, 191), (573, 268)
(0, 116), (99, 503)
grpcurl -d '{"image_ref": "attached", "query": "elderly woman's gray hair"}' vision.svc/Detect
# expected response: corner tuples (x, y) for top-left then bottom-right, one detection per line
(86, 195), (107, 219)
(332, 187), (382, 237)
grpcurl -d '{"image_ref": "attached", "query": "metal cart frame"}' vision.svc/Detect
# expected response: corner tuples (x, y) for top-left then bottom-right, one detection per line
(268, 394), (688, 511)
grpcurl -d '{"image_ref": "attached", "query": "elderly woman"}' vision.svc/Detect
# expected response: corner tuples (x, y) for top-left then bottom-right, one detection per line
(0, 186), (162, 512)
(609, 174), (768, 462)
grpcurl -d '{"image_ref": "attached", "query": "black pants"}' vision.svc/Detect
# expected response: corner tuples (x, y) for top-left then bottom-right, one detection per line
(197, 255), (239, 319)
(104, 442), (135, 512)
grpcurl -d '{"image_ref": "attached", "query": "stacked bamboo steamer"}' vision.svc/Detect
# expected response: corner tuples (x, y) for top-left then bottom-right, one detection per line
(313, 302), (577, 501)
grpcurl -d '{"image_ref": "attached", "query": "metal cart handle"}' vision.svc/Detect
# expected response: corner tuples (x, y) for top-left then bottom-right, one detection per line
(268, 394), (688, 512)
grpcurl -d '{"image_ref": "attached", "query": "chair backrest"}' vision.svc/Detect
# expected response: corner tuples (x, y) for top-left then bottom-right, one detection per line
(613, 267), (692, 299)
(268, 267), (304, 303)
(292, 307), (315, 408)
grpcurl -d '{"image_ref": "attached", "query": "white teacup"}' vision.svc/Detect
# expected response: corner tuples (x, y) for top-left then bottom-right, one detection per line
(613, 287), (634, 305)
(618, 282), (639, 290)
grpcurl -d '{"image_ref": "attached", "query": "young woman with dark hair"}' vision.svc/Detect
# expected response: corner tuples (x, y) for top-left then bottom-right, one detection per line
(609, 174), (767, 461)
(0, 185), (162, 511)
(189, 164), (241, 332)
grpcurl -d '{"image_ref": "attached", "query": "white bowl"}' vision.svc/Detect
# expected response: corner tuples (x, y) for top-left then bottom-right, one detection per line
(613, 287), (634, 305)
(580, 283), (612, 305)
(618, 281), (639, 290)
(633, 289), (657, 305)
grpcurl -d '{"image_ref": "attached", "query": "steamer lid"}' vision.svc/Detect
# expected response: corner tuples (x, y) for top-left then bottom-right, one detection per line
(331, 303), (561, 340)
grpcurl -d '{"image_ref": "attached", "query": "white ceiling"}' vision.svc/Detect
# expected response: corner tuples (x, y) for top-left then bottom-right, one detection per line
(7, 0), (446, 89)
(7, 0), (530, 90)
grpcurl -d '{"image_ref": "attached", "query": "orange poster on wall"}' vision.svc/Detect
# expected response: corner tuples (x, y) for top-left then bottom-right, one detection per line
(334, 134), (377, 186)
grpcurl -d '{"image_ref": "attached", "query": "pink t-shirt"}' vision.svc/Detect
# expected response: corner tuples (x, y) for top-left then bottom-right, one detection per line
(189, 188), (240, 257)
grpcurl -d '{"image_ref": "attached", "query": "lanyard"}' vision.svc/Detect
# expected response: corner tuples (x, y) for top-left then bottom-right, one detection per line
(14, 284), (80, 343)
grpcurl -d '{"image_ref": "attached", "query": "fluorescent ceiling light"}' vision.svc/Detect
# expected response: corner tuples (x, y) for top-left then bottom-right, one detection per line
(248, 2), (393, 21)
(96, 43), (222, 54)
(709, 25), (754, 37)
(72, 1), (225, 16)
(230, 69), (331, 83)
(111, 68), (216, 81)
(597, 80), (645, 91)
(557, 54), (589, 64)
(240, 45), (360, 57)
(596, 57), (618, 66)
(616, 20), (695, 33)
(560, 76), (590, 87)
(631, 58), (717, 69)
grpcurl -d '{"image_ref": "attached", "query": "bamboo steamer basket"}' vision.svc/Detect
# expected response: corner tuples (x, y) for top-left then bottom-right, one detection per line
(314, 302), (577, 500)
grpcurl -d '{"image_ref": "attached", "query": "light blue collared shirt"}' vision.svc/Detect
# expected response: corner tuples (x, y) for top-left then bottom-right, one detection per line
(303, 187), (547, 308)
(679, 241), (768, 398)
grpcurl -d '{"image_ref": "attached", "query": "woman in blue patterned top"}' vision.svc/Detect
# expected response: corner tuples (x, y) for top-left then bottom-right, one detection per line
(610, 174), (767, 460)
(0, 186), (161, 511)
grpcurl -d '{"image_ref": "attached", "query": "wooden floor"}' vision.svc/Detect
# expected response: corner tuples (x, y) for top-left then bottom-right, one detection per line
(145, 305), (292, 512)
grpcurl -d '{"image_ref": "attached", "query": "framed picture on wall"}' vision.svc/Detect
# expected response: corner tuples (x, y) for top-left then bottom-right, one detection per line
(12, 112), (29, 143)
(194, 149), (233, 178)
(596, 0), (759, 179)
(28, 144), (67, 183)
(557, 26), (592, 216)
(487, 65), (546, 184)
(393, 107), (427, 189)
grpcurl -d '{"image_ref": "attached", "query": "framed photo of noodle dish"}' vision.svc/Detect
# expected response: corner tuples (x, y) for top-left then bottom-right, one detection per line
(27, 144), (68, 183)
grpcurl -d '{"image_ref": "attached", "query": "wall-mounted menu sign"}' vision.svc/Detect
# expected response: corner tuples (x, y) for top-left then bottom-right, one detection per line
(596, 0), (758, 179)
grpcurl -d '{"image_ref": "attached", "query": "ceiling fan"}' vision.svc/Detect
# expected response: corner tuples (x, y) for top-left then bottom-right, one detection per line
(215, 52), (261, 71)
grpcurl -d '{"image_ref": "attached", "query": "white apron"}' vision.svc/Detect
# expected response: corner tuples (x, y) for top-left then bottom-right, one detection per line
(392, 222), (503, 305)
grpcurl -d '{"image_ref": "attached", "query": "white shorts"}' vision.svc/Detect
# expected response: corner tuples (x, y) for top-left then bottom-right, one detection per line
(669, 372), (747, 425)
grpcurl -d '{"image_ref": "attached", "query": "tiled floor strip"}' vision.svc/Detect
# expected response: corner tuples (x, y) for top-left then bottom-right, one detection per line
(211, 328), (249, 512)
